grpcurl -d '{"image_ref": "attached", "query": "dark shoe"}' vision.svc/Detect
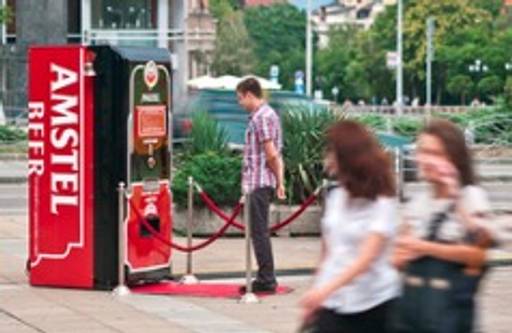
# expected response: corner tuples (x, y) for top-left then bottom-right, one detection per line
(239, 280), (277, 294)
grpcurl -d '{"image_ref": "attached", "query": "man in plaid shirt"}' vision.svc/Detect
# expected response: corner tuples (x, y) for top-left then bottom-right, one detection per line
(237, 78), (285, 293)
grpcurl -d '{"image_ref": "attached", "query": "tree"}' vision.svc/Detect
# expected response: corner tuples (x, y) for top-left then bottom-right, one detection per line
(211, 12), (255, 76)
(471, 0), (503, 18)
(478, 75), (503, 101)
(244, 4), (307, 89)
(0, 5), (11, 24)
(209, 0), (236, 20)
(404, 0), (491, 75)
(316, 26), (358, 101)
(446, 74), (473, 104)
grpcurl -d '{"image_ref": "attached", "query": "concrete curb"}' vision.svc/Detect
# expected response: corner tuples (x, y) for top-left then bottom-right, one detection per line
(0, 153), (26, 161)
(0, 153), (27, 183)
(0, 176), (26, 184)
(192, 268), (315, 280)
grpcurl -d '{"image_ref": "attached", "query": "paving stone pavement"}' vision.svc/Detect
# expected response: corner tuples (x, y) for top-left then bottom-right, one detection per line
(1, 213), (512, 332)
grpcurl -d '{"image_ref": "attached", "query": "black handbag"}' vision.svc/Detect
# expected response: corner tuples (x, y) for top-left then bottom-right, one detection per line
(395, 206), (483, 333)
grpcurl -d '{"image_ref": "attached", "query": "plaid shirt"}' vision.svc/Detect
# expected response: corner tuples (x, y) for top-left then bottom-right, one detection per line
(242, 103), (283, 193)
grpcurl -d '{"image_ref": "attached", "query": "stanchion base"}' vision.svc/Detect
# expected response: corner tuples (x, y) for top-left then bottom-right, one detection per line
(238, 292), (260, 304)
(112, 285), (131, 296)
(180, 274), (200, 285)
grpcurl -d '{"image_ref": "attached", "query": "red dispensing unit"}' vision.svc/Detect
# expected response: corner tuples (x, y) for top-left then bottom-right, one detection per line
(28, 45), (173, 289)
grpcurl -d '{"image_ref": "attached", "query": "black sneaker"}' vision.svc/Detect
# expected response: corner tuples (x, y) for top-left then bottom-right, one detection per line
(239, 280), (277, 294)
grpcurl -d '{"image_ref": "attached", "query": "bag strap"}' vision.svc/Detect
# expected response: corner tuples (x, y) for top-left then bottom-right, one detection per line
(426, 203), (456, 241)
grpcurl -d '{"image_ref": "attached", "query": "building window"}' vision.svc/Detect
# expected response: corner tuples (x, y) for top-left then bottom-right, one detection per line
(91, 0), (156, 29)
(6, 0), (15, 43)
(68, 0), (81, 43)
(356, 8), (370, 19)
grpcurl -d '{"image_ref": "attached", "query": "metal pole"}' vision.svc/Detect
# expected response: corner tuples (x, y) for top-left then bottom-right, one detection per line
(386, 116), (393, 134)
(394, 148), (403, 202)
(305, 0), (313, 97)
(426, 17), (435, 119)
(0, 0), (6, 45)
(396, 0), (404, 116)
(239, 192), (259, 303)
(113, 182), (130, 296)
(180, 176), (199, 284)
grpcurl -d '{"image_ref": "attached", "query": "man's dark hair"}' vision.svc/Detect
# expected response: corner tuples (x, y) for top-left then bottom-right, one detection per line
(236, 77), (263, 98)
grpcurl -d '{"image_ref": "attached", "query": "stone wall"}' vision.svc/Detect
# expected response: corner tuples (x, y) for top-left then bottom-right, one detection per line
(173, 204), (322, 237)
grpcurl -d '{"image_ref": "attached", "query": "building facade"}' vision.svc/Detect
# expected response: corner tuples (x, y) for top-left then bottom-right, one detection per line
(0, 0), (215, 120)
(312, 0), (390, 49)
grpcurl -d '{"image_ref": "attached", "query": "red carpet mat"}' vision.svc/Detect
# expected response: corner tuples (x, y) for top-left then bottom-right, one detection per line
(131, 281), (293, 299)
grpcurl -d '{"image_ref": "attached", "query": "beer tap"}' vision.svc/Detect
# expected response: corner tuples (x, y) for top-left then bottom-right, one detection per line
(147, 143), (156, 169)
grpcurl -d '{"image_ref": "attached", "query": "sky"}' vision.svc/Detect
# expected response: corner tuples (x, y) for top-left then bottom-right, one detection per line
(289, 0), (336, 11)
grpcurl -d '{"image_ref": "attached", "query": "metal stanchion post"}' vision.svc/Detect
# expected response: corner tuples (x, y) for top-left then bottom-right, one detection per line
(386, 117), (393, 134)
(180, 177), (199, 284)
(239, 192), (259, 303)
(395, 148), (404, 202)
(321, 178), (328, 209)
(113, 182), (130, 296)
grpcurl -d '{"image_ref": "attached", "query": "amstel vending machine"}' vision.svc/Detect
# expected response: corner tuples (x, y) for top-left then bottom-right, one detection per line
(28, 45), (173, 289)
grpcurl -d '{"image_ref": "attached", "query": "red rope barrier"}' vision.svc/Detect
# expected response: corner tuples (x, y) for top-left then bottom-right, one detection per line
(127, 197), (243, 253)
(269, 193), (318, 232)
(198, 191), (245, 230)
(197, 188), (319, 232)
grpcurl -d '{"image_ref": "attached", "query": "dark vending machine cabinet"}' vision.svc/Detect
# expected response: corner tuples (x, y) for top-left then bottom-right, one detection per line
(28, 45), (173, 290)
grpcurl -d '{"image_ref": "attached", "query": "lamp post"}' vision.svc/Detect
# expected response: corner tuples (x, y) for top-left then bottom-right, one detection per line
(306, 0), (313, 97)
(396, 0), (403, 115)
(331, 86), (339, 103)
(469, 59), (488, 101)
(425, 17), (435, 108)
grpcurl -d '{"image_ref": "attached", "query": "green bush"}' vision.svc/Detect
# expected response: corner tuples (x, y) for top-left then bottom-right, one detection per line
(0, 125), (26, 142)
(184, 111), (229, 156)
(438, 101), (512, 145)
(392, 117), (422, 138)
(172, 152), (242, 209)
(504, 77), (512, 107)
(350, 114), (387, 131)
(281, 106), (343, 204)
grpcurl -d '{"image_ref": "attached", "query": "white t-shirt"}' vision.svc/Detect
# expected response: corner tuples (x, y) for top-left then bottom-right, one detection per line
(314, 187), (400, 314)
(404, 185), (491, 242)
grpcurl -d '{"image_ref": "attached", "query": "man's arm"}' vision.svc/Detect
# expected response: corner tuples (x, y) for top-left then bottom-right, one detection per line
(263, 140), (285, 199)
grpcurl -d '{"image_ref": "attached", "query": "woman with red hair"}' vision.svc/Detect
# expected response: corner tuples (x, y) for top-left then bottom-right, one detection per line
(299, 120), (399, 333)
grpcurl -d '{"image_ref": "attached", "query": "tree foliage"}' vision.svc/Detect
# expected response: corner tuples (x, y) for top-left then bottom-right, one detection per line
(0, 5), (11, 24)
(209, 0), (236, 20)
(315, 0), (512, 105)
(243, 4), (307, 89)
(446, 75), (473, 104)
(209, 0), (511, 105)
(211, 11), (256, 76)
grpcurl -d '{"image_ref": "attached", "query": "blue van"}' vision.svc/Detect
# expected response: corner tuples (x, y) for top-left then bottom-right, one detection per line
(173, 89), (326, 145)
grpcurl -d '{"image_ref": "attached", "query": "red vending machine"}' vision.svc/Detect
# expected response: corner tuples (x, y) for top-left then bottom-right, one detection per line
(28, 45), (173, 289)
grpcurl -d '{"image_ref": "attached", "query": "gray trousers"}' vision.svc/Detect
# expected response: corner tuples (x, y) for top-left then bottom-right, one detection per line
(249, 187), (276, 285)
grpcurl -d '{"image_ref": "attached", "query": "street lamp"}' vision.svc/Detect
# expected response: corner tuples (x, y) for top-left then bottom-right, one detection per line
(331, 86), (339, 103)
(469, 59), (489, 73)
(505, 61), (512, 71)
(469, 59), (488, 102)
